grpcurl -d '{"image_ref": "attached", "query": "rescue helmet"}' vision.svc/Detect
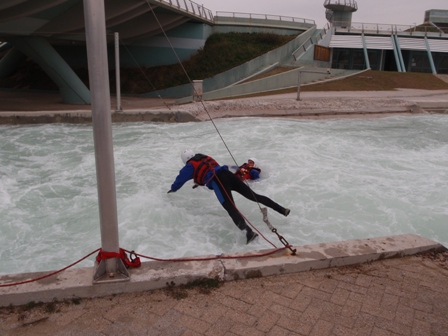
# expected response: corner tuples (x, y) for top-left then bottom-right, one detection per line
(248, 157), (258, 168)
(181, 149), (195, 164)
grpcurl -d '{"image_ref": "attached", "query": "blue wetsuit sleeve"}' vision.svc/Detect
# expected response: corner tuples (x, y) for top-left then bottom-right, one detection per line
(250, 169), (260, 180)
(171, 164), (194, 191)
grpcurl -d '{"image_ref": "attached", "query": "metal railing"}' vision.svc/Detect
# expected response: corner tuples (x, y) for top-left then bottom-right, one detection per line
(152, 0), (214, 22)
(292, 36), (318, 61)
(292, 23), (330, 61)
(333, 21), (446, 37)
(216, 11), (315, 25)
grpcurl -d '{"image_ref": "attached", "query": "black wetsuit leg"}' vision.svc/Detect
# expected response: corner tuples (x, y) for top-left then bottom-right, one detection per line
(215, 170), (286, 215)
(210, 172), (248, 231)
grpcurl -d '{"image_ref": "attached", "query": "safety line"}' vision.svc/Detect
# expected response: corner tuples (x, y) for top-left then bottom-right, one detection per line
(118, 37), (167, 105)
(143, 0), (240, 167)
(0, 248), (100, 288)
(142, 1), (285, 242)
(0, 247), (287, 287)
(212, 172), (278, 248)
(125, 247), (287, 262)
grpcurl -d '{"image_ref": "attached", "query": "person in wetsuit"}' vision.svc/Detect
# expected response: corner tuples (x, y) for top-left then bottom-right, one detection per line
(168, 149), (290, 244)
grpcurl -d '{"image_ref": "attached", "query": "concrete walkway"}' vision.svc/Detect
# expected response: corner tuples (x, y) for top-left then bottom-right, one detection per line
(1, 88), (448, 124)
(1, 251), (447, 335)
(1, 235), (447, 335)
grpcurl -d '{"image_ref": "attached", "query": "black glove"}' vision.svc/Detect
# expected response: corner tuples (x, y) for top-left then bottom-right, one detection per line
(192, 184), (199, 189)
(167, 190), (173, 194)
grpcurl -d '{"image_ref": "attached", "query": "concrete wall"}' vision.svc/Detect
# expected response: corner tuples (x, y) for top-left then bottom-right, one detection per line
(202, 26), (317, 92)
(200, 67), (350, 101)
(143, 26), (318, 98)
(141, 82), (192, 99)
(55, 22), (212, 68)
(118, 15), (314, 71)
(117, 22), (212, 67)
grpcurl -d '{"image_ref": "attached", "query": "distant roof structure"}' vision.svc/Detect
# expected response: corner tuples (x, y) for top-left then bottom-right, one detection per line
(425, 9), (448, 24)
(425, 9), (448, 34)
(0, 0), (214, 45)
(324, 0), (358, 28)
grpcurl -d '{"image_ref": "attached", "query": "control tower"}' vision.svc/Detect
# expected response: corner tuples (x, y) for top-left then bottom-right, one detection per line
(324, 0), (358, 28)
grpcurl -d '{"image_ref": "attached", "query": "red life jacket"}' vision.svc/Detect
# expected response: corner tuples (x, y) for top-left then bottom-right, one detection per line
(235, 163), (261, 181)
(188, 154), (219, 185)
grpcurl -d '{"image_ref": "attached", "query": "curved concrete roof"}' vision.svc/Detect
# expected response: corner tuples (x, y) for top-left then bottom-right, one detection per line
(0, 0), (214, 44)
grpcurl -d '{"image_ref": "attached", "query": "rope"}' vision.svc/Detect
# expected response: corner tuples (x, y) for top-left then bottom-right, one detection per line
(118, 39), (165, 102)
(141, 1), (291, 247)
(124, 247), (287, 262)
(1, 5), (295, 291)
(262, 207), (297, 254)
(212, 172), (277, 248)
(0, 247), (288, 287)
(210, 171), (296, 253)
(143, 0), (240, 166)
(0, 249), (100, 288)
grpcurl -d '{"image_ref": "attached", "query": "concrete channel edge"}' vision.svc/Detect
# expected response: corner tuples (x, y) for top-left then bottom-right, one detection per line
(0, 233), (444, 307)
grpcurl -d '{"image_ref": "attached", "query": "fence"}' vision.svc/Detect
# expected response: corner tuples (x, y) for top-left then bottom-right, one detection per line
(333, 21), (446, 37)
(215, 12), (315, 25)
(152, 0), (214, 22)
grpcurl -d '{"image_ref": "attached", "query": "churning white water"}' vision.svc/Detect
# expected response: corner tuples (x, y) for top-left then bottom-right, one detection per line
(1, 115), (447, 275)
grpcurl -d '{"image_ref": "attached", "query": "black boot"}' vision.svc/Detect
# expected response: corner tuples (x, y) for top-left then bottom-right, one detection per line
(246, 229), (258, 244)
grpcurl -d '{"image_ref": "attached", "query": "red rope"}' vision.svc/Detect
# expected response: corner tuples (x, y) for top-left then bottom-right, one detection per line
(0, 247), (289, 287)
(213, 173), (278, 248)
(123, 247), (287, 262)
(96, 248), (141, 268)
(0, 248), (100, 288)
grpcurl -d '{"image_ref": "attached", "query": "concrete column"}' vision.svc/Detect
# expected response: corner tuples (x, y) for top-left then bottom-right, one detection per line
(8, 36), (91, 104)
(0, 47), (26, 79)
(424, 37), (437, 74)
(361, 33), (371, 69)
(392, 35), (403, 72)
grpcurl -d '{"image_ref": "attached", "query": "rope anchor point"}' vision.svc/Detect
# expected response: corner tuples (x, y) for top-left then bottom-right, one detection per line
(261, 208), (297, 255)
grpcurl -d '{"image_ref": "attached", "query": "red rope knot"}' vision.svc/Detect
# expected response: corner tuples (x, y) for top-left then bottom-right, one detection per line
(96, 248), (141, 268)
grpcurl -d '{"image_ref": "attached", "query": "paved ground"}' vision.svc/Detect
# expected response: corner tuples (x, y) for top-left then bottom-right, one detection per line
(1, 88), (448, 123)
(0, 90), (176, 112)
(1, 251), (447, 336)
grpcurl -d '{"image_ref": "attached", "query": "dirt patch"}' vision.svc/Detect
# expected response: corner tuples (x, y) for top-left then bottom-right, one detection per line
(241, 67), (293, 83)
(301, 70), (448, 92)
(435, 74), (448, 84)
(419, 249), (448, 270)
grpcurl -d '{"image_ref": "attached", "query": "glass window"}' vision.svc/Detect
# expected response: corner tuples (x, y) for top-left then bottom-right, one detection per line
(409, 51), (432, 73)
(432, 52), (448, 74)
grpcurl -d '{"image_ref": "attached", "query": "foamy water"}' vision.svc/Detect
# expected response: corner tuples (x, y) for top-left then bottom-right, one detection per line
(1, 115), (447, 275)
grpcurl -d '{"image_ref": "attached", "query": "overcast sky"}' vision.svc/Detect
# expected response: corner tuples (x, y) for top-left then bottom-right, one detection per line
(202, 0), (448, 28)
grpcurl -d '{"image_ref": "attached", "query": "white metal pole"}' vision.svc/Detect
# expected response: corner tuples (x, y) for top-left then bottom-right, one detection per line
(296, 70), (301, 101)
(114, 32), (122, 111)
(83, 0), (128, 282)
